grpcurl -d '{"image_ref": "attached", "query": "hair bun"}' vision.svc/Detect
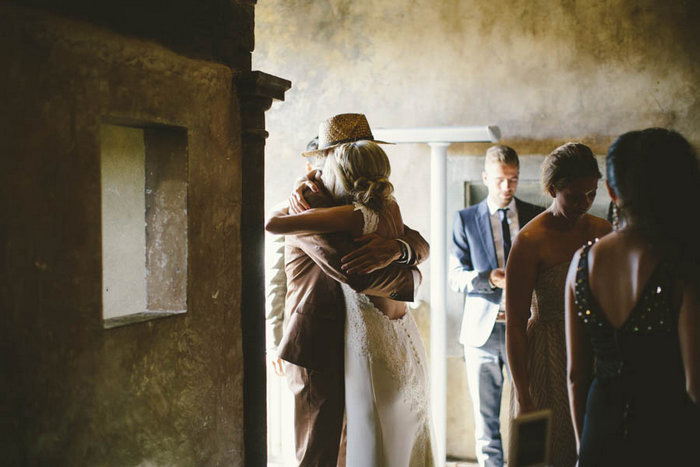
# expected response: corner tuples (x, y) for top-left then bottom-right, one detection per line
(353, 176), (394, 211)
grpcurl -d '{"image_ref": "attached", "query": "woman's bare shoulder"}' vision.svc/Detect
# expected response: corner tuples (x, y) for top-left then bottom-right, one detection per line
(516, 212), (548, 244)
(587, 231), (640, 281)
(592, 228), (619, 249)
(585, 213), (613, 236)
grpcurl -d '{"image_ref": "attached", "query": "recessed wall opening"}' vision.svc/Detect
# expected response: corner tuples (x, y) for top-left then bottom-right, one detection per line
(100, 121), (189, 329)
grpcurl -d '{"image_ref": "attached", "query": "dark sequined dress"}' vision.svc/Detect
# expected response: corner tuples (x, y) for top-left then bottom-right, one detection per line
(574, 243), (700, 466)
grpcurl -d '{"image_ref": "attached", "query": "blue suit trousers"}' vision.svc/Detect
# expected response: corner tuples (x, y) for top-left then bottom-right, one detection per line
(463, 322), (509, 467)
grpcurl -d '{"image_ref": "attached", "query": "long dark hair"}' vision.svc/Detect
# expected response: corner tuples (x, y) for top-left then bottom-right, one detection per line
(606, 128), (700, 284)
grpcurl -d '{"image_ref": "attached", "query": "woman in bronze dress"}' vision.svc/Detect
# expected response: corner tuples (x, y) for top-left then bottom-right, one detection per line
(506, 143), (611, 466)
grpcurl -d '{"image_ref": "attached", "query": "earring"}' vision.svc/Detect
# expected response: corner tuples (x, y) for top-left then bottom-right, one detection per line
(612, 203), (620, 231)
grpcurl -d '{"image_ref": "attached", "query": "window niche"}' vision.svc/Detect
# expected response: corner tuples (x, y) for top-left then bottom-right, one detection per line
(100, 121), (188, 329)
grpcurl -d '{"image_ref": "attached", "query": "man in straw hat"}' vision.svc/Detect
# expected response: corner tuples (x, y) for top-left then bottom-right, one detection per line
(275, 113), (430, 466)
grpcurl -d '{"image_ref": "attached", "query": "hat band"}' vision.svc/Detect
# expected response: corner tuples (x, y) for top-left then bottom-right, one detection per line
(323, 133), (375, 148)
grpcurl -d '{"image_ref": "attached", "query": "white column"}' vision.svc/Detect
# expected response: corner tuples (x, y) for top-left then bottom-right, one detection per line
(373, 126), (499, 464)
(429, 142), (449, 466)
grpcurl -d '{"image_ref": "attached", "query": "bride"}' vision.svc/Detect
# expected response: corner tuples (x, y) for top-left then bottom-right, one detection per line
(266, 140), (436, 466)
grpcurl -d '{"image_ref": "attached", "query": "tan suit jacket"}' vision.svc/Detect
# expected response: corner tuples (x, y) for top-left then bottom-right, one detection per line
(278, 188), (429, 371)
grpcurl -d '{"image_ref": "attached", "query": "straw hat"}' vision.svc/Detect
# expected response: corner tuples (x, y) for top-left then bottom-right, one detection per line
(302, 113), (390, 157)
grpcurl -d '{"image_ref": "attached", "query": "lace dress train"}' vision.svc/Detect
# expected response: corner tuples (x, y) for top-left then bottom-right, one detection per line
(343, 203), (436, 466)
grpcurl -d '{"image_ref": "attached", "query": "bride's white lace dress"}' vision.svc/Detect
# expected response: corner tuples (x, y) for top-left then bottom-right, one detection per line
(342, 204), (436, 466)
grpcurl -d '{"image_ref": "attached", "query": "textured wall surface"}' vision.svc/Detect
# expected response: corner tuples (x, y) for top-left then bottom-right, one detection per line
(255, 0), (699, 459)
(1, 5), (244, 465)
(257, 0), (699, 207)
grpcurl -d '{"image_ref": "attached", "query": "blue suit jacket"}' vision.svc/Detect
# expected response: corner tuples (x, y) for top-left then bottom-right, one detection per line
(449, 197), (544, 346)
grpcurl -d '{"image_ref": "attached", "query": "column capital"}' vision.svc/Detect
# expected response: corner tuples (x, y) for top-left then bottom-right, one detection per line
(237, 70), (291, 102)
(236, 71), (291, 141)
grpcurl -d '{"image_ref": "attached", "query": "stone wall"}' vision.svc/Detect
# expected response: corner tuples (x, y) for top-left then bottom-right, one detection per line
(255, 0), (699, 460)
(1, 3), (251, 464)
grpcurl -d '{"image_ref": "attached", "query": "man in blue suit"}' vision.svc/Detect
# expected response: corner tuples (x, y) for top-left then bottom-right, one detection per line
(449, 145), (544, 467)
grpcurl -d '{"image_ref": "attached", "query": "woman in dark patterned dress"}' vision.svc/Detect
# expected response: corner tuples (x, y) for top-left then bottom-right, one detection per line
(565, 128), (700, 466)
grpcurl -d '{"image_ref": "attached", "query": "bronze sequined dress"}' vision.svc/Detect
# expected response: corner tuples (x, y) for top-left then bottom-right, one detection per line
(524, 262), (577, 467)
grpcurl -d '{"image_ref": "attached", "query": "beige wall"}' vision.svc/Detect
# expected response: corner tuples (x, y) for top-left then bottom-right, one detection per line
(255, 0), (699, 460)
(258, 0), (698, 213)
(257, 0), (698, 298)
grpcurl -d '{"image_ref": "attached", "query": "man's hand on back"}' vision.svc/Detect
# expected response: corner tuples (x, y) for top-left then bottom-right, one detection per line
(341, 233), (402, 274)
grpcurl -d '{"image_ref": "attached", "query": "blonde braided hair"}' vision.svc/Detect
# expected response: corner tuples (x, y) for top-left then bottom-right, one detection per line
(322, 140), (394, 212)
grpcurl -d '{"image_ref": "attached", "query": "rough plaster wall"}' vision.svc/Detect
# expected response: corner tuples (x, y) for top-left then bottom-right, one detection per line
(255, 0), (699, 460)
(257, 0), (699, 208)
(1, 5), (244, 465)
(257, 0), (699, 300)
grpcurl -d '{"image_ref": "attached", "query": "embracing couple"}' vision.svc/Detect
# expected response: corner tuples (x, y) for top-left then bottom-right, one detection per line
(266, 113), (436, 466)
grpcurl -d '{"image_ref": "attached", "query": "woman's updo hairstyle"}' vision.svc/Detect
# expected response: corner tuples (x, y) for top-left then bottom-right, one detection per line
(541, 142), (601, 196)
(607, 128), (699, 283)
(323, 140), (394, 212)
